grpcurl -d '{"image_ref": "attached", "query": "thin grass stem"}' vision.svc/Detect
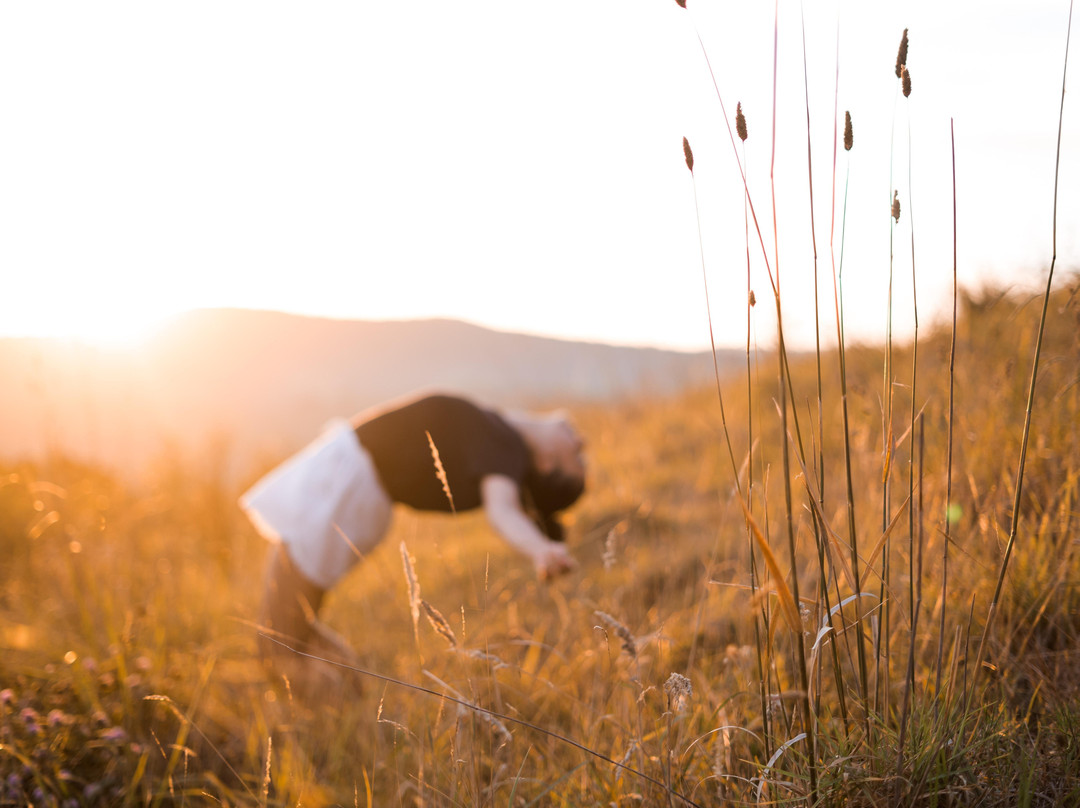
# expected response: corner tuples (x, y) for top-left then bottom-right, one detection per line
(969, 0), (1073, 717)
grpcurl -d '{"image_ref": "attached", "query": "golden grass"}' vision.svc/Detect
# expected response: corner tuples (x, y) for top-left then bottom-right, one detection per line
(1, 283), (1079, 806)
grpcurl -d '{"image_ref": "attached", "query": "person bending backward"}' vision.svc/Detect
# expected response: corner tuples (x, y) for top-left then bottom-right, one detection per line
(240, 393), (586, 695)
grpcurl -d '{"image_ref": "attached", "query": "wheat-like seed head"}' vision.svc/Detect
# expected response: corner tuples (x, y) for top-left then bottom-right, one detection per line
(844, 111), (853, 151)
(603, 528), (618, 570)
(595, 610), (637, 657)
(736, 102), (748, 142)
(674, 0), (687, 8)
(260, 736), (272, 806)
(421, 600), (458, 648)
(463, 649), (509, 670)
(683, 137), (694, 172)
(892, 190), (901, 222)
(425, 430), (455, 512)
(401, 542), (421, 640)
(712, 709), (734, 795)
(895, 28), (909, 78)
(425, 672), (513, 747)
(902, 65), (912, 98)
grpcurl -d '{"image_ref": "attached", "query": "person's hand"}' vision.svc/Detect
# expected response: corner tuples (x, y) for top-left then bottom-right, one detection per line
(535, 541), (577, 581)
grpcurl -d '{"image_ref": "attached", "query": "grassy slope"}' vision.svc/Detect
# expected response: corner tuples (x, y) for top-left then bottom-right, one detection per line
(1, 281), (1079, 806)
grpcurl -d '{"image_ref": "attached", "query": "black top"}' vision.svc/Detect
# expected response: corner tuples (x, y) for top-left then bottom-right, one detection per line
(355, 394), (582, 539)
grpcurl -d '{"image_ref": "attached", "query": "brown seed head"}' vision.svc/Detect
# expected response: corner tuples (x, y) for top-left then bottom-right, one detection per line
(748, 290), (757, 307)
(675, 0), (686, 7)
(736, 102), (747, 142)
(664, 672), (693, 713)
(682, 137), (694, 172)
(895, 28), (909, 78)
(892, 190), (901, 222)
(844, 111), (853, 151)
(902, 65), (911, 97)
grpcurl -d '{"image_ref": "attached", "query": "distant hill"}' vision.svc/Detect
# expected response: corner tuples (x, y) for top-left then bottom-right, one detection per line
(0, 310), (739, 479)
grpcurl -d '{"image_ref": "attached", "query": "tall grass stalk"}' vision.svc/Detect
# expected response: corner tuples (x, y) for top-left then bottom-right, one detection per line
(968, 0), (1074, 717)
(685, 5), (817, 791)
(769, 2), (816, 798)
(832, 104), (871, 731)
(683, 5), (792, 765)
(800, 7), (851, 741)
(878, 30), (908, 719)
(682, 139), (742, 493)
(936, 118), (958, 706)
(825, 21), (865, 739)
(897, 64), (920, 767)
(736, 101), (774, 758)
(681, 136), (762, 732)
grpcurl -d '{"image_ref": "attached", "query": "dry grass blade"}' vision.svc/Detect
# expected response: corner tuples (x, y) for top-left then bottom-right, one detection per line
(735, 493), (800, 633)
(756, 732), (807, 803)
(861, 492), (911, 587)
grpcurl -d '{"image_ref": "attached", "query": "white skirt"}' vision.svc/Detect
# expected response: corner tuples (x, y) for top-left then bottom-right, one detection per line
(239, 419), (393, 589)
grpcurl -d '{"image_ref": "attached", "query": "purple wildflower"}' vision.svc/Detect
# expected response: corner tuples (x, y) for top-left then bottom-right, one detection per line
(101, 726), (127, 743)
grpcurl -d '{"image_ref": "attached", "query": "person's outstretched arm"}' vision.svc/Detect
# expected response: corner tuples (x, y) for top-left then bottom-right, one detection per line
(480, 474), (576, 580)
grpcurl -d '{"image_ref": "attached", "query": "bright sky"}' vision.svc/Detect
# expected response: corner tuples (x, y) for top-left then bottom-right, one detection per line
(0, 1), (1075, 351)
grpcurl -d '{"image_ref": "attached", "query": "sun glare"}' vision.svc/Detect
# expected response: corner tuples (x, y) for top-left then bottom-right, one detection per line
(6, 304), (180, 351)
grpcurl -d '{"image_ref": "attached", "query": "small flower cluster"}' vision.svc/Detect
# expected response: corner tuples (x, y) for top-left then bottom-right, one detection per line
(1, 682), (144, 806)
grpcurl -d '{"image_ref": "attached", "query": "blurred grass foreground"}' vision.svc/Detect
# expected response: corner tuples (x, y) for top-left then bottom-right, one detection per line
(2, 281), (1080, 806)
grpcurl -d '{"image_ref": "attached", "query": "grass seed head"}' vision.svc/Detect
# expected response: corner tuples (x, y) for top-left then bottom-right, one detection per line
(401, 542), (422, 637)
(421, 600), (458, 648)
(595, 610), (637, 657)
(748, 290), (757, 307)
(426, 431), (455, 513)
(892, 190), (901, 222)
(902, 65), (912, 97)
(682, 137), (694, 172)
(895, 28), (909, 78)
(675, 0), (687, 7)
(664, 672), (692, 713)
(464, 649), (508, 669)
(603, 528), (618, 570)
(736, 102), (748, 142)
(844, 111), (853, 151)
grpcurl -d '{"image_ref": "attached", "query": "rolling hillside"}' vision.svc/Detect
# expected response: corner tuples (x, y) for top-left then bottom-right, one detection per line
(0, 309), (734, 478)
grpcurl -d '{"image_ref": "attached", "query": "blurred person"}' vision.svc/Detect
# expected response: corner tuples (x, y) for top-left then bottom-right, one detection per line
(239, 392), (586, 697)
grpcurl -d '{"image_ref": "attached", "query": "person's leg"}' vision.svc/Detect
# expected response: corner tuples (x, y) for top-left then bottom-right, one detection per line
(258, 543), (359, 697)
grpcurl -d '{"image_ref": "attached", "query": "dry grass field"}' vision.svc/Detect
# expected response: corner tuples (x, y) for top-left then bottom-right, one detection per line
(4, 10), (1079, 807)
(2, 280), (1079, 807)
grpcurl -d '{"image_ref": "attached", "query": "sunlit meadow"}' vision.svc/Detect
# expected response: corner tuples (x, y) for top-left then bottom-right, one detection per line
(3, 6), (1079, 807)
